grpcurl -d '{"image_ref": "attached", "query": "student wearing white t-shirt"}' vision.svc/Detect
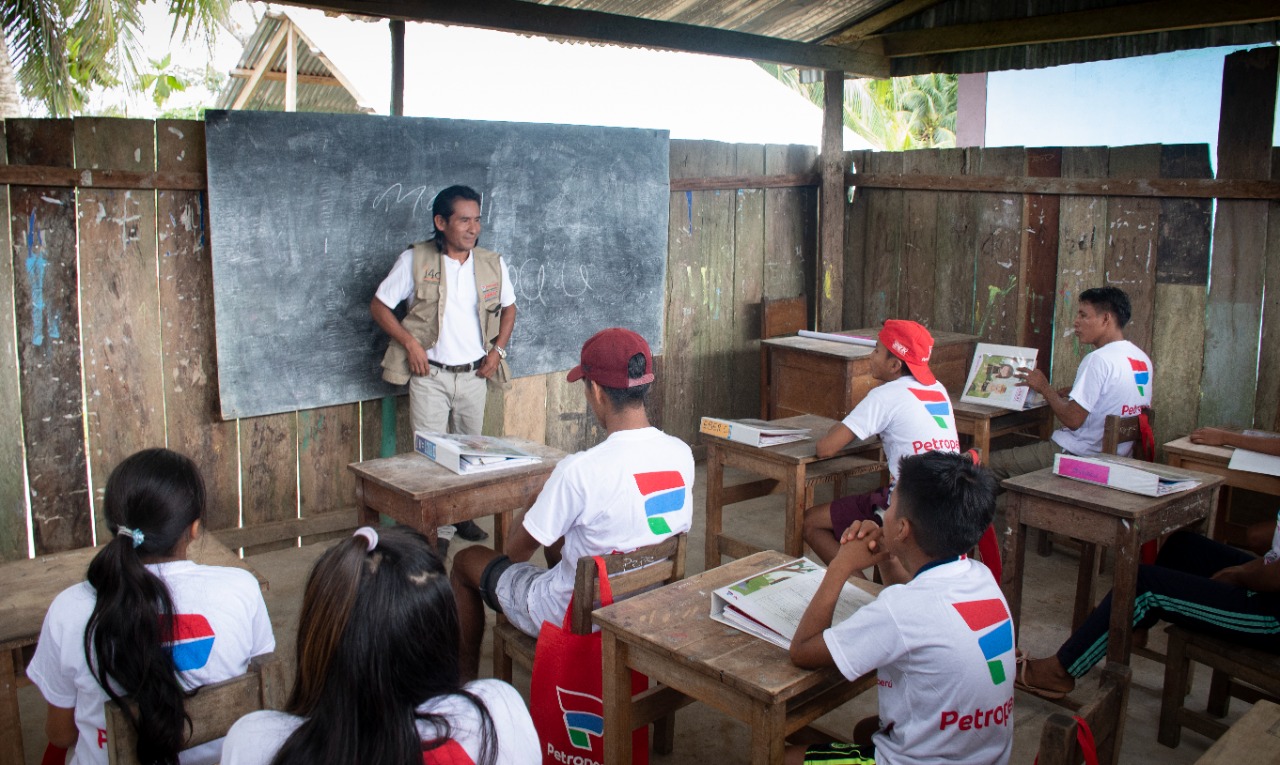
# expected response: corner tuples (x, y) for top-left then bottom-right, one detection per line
(26, 449), (274, 765)
(989, 286), (1153, 480)
(789, 452), (1014, 765)
(451, 327), (695, 680)
(222, 526), (538, 765)
(802, 320), (959, 564)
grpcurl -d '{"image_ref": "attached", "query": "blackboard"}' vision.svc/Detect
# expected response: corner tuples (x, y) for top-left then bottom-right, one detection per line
(204, 110), (670, 419)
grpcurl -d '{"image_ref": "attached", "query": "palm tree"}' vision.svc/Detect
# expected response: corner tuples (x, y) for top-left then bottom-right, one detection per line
(760, 63), (957, 151)
(1, 0), (230, 117)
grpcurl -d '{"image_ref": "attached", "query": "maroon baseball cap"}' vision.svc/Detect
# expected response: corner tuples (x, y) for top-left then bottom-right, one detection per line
(567, 328), (655, 388)
(879, 319), (936, 385)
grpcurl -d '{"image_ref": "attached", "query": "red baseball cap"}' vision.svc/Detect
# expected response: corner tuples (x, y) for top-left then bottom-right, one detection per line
(879, 319), (936, 385)
(567, 328), (655, 388)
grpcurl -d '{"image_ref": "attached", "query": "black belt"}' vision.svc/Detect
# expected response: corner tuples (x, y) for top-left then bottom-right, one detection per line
(429, 357), (486, 373)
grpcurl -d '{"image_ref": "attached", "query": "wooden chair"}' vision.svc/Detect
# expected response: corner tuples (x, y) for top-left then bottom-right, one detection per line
(1036, 662), (1131, 765)
(1157, 625), (1280, 747)
(492, 534), (689, 754)
(760, 295), (808, 418)
(105, 652), (286, 765)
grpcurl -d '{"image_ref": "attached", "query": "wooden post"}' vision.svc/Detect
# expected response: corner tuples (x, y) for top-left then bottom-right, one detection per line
(390, 20), (406, 117)
(284, 22), (297, 112)
(818, 69), (845, 331)
(1200, 47), (1278, 428)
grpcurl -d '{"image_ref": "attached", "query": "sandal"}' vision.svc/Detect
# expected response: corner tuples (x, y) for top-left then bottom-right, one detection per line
(1014, 650), (1069, 700)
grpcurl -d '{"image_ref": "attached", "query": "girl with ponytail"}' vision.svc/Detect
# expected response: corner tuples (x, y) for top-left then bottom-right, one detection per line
(221, 525), (538, 765)
(27, 448), (274, 765)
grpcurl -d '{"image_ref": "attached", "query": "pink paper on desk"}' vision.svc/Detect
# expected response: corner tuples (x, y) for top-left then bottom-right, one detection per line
(1055, 456), (1110, 485)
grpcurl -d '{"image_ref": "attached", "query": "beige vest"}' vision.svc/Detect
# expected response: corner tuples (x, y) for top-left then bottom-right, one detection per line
(380, 242), (510, 388)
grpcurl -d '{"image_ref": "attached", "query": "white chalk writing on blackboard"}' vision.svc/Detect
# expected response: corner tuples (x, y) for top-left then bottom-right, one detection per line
(514, 260), (594, 306)
(373, 183), (430, 217)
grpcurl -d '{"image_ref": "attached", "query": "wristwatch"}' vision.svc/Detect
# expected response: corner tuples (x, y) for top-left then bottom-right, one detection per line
(492, 344), (507, 360)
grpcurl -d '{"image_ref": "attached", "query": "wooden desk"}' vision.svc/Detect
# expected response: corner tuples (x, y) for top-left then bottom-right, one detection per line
(702, 414), (884, 566)
(760, 329), (978, 421)
(348, 441), (567, 550)
(1002, 467), (1223, 665)
(0, 535), (265, 765)
(1193, 699), (1280, 765)
(1165, 436), (1280, 540)
(952, 399), (1054, 458)
(595, 551), (880, 765)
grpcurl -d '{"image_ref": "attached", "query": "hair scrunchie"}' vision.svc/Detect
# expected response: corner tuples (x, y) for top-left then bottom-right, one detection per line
(116, 525), (144, 548)
(352, 526), (378, 552)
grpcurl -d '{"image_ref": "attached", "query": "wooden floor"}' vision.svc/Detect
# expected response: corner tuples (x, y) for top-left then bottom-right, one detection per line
(18, 463), (1236, 764)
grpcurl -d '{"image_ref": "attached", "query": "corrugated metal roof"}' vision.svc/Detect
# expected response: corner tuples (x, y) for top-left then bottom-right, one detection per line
(215, 12), (372, 113)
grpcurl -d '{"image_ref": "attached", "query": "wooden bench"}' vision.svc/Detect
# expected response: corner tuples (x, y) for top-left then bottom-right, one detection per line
(1036, 662), (1131, 765)
(1159, 626), (1280, 747)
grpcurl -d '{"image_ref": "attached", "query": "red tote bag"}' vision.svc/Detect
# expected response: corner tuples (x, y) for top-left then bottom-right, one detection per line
(530, 556), (649, 765)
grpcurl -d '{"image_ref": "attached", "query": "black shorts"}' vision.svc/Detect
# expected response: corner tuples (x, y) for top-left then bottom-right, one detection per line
(479, 554), (514, 613)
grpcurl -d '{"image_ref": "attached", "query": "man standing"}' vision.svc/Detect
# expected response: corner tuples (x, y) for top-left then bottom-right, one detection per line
(371, 185), (517, 548)
(450, 328), (694, 681)
(989, 286), (1152, 480)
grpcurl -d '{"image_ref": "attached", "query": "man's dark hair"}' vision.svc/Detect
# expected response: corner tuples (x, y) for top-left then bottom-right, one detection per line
(1079, 286), (1132, 328)
(432, 185), (482, 246)
(591, 353), (650, 409)
(893, 452), (997, 558)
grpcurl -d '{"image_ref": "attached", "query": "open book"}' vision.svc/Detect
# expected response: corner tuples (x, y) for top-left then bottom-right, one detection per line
(1053, 453), (1200, 497)
(414, 432), (540, 475)
(960, 343), (1046, 411)
(710, 558), (875, 650)
(699, 417), (810, 448)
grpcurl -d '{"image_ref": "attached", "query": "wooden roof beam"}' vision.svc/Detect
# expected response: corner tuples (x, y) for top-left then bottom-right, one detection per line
(270, 0), (890, 77)
(873, 0), (1280, 58)
(822, 0), (947, 45)
(231, 21), (292, 109)
(229, 69), (348, 87)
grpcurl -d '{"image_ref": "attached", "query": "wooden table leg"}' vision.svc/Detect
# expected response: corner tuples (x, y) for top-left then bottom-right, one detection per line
(494, 508), (512, 554)
(1003, 495), (1027, 635)
(749, 700), (787, 765)
(355, 479), (378, 526)
(0, 648), (24, 765)
(974, 419), (991, 461)
(1107, 533), (1141, 665)
(602, 631), (634, 765)
(705, 447), (725, 568)
(785, 464), (805, 559)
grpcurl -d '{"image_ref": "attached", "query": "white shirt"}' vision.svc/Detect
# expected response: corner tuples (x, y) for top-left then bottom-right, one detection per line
(843, 376), (959, 482)
(375, 247), (517, 365)
(221, 679), (540, 765)
(27, 561), (275, 765)
(1052, 339), (1152, 457)
(824, 558), (1014, 765)
(520, 427), (695, 630)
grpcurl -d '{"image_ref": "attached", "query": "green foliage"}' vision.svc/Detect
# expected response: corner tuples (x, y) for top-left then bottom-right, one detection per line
(138, 52), (187, 107)
(759, 63), (958, 151)
(2, 0), (229, 116)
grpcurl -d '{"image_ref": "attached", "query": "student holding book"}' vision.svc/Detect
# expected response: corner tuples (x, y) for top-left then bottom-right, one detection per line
(789, 452), (1013, 765)
(989, 286), (1152, 480)
(450, 327), (694, 680)
(802, 319), (959, 565)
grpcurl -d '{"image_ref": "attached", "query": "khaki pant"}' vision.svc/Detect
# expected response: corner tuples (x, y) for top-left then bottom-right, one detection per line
(988, 438), (1067, 483)
(408, 367), (488, 436)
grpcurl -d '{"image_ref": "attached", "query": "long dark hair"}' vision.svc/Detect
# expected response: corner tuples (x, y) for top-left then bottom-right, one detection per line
(271, 526), (498, 765)
(84, 448), (207, 765)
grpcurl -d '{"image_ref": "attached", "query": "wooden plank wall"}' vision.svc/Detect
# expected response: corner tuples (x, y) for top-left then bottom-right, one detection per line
(4, 119), (1278, 561)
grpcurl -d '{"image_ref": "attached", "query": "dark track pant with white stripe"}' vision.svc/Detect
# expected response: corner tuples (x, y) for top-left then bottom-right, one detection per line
(1057, 530), (1280, 678)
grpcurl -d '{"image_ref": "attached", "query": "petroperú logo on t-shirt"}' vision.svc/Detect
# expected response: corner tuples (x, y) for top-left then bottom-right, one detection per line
(951, 599), (1012, 685)
(164, 614), (216, 671)
(909, 388), (951, 430)
(633, 471), (686, 535)
(1128, 357), (1150, 396)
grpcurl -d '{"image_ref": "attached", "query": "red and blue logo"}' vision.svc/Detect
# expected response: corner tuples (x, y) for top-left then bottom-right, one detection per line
(165, 614), (216, 671)
(909, 388), (952, 430)
(557, 687), (604, 750)
(1128, 358), (1150, 397)
(952, 599), (1013, 685)
(634, 471), (686, 535)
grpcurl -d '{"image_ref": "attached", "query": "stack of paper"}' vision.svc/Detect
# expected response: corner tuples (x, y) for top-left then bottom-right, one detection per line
(699, 417), (810, 448)
(709, 558), (874, 650)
